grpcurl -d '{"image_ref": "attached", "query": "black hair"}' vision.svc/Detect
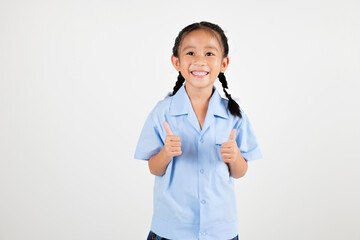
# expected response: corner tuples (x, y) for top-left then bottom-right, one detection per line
(169, 21), (242, 118)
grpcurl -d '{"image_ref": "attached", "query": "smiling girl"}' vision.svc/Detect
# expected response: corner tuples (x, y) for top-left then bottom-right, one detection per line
(134, 21), (263, 240)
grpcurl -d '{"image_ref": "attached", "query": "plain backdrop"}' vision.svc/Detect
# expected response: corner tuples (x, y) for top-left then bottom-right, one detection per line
(0, 0), (359, 239)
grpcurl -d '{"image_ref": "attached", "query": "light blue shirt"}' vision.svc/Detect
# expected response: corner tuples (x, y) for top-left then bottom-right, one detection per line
(134, 83), (262, 240)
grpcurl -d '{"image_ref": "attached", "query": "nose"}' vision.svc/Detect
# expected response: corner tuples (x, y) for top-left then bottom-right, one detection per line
(193, 55), (206, 66)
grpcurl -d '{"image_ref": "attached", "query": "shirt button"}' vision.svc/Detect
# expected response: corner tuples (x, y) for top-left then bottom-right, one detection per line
(200, 169), (204, 174)
(200, 138), (204, 143)
(201, 200), (206, 204)
(200, 232), (207, 236)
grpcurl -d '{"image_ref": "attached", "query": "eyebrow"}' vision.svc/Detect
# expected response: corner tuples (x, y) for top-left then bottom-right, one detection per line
(182, 46), (219, 52)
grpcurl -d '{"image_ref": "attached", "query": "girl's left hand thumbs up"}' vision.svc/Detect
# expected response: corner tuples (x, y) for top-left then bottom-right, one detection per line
(220, 129), (240, 164)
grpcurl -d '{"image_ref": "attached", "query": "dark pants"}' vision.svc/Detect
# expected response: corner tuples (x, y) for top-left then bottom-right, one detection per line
(147, 230), (239, 240)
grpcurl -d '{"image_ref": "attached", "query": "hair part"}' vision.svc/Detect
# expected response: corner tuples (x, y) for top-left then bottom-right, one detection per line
(169, 21), (242, 118)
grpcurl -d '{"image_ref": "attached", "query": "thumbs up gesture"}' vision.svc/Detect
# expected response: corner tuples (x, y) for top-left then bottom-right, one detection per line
(220, 129), (240, 164)
(162, 121), (182, 159)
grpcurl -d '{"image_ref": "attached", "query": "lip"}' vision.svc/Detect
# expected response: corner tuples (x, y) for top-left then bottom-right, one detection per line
(191, 70), (209, 78)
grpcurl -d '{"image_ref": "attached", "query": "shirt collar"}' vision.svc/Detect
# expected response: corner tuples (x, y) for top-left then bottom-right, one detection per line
(169, 83), (229, 119)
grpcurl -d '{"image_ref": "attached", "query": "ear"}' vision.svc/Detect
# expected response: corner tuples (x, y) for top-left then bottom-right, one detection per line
(220, 56), (230, 73)
(171, 54), (181, 71)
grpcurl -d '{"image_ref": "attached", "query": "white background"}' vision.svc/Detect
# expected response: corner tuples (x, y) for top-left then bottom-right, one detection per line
(1, 0), (359, 239)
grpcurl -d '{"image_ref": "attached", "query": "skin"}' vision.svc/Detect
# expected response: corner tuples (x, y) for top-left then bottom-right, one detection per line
(171, 29), (228, 103)
(148, 28), (248, 178)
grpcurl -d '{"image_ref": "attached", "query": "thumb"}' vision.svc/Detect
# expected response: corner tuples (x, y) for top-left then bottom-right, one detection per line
(228, 129), (236, 141)
(163, 121), (173, 135)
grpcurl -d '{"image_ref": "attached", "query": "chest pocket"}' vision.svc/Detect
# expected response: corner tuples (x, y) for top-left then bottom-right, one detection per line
(215, 135), (232, 182)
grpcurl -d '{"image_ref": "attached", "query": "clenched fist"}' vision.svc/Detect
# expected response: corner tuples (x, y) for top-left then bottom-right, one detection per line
(162, 121), (182, 159)
(220, 129), (240, 164)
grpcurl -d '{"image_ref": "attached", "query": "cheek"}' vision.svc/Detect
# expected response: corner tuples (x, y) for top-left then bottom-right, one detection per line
(180, 60), (191, 70)
(210, 59), (222, 69)
(182, 56), (192, 63)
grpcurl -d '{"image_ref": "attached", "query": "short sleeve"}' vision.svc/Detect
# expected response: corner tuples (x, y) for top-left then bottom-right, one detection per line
(236, 112), (263, 161)
(133, 111), (164, 161)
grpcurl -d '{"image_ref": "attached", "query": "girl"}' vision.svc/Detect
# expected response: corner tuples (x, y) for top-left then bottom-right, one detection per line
(134, 21), (262, 240)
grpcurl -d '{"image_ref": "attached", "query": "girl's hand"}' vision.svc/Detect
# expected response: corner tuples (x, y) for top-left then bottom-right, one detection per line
(162, 121), (182, 159)
(220, 129), (240, 164)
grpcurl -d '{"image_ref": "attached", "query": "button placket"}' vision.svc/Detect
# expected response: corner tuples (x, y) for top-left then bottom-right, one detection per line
(198, 134), (210, 235)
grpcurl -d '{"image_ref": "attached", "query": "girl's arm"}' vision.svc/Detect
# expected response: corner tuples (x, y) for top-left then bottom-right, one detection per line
(148, 148), (172, 176)
(227, 150), (248, 179)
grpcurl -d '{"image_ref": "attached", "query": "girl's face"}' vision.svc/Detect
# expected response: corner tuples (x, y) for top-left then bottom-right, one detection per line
(171, 29), (229, 93)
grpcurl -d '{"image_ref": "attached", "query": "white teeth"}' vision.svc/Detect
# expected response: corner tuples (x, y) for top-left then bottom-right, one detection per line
(192, 71), (208, 76)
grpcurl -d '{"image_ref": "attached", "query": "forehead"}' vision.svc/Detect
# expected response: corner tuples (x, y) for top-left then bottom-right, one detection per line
(180, 29), (222, 51)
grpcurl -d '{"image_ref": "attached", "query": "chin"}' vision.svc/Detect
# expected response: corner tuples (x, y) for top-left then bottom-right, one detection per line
(188, 81), (214, 89)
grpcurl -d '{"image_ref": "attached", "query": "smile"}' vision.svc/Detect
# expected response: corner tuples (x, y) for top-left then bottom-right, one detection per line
(191, 71), (209, 77)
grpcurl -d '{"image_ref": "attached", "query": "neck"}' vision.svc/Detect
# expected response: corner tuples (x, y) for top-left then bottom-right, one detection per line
(184, 84), (214, 104)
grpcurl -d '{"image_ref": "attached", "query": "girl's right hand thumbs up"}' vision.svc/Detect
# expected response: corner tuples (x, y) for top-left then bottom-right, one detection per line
(162, 121), (182, 158)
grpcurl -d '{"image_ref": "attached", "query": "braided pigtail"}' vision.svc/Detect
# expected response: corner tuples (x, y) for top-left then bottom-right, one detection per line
(218, 72), (242, 118)
(169, 72), (185, 96)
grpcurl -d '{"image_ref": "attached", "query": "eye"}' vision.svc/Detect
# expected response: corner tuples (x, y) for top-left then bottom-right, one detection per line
(206, 52), (214, 56)
(186, 52), (195, 56)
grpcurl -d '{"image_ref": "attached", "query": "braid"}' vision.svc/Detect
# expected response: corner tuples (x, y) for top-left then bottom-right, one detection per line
(169, 72), (185, 96)
(218, 72), (242, 118)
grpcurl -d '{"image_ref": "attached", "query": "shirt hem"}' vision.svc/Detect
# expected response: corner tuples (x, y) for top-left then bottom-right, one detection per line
(150, 214), (238, 240)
